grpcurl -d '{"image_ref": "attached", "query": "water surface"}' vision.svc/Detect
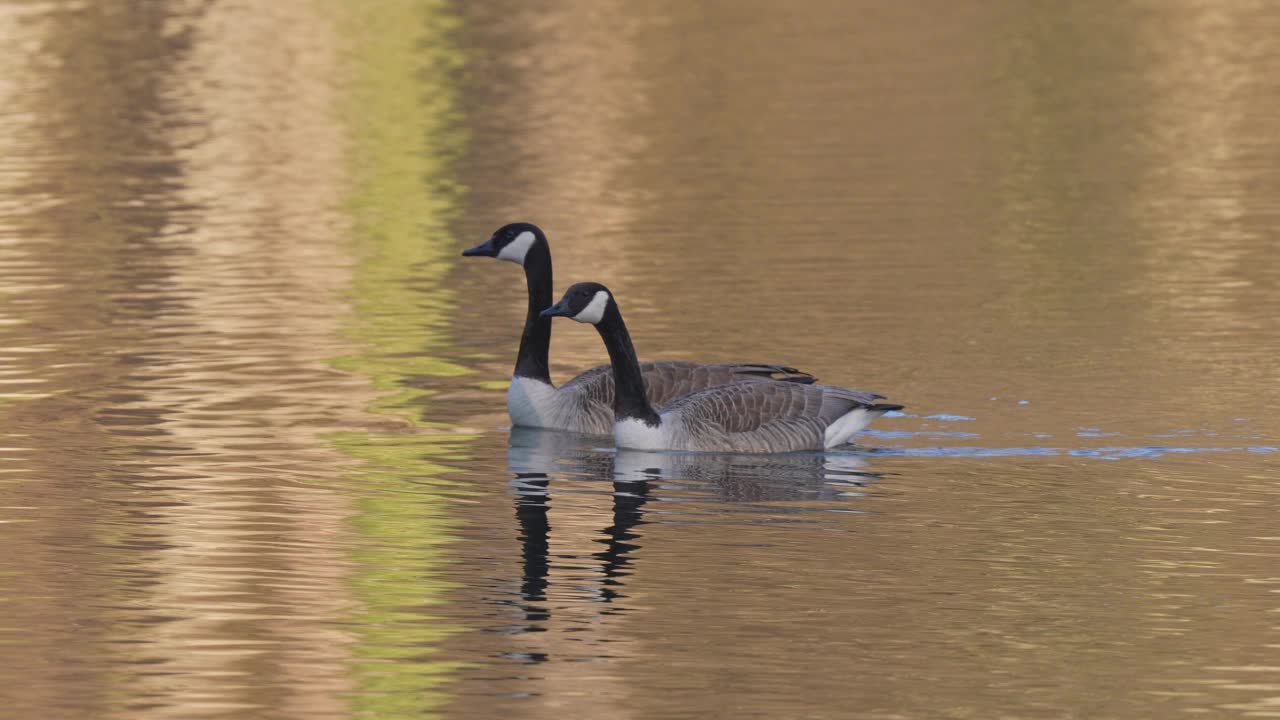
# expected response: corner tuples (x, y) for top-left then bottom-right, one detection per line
(1, 2), (1278, 718)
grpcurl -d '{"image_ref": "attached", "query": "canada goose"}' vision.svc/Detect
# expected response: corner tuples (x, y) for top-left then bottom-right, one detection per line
(461, 222), (815, 435)
(541, 282), (903, 452)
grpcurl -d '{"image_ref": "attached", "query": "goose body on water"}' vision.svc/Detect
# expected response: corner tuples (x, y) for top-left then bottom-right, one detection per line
(462, 223), (815, 435)
(541, 282), (903, 452)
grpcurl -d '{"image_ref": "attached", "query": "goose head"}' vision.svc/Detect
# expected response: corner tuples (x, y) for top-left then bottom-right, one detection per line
(461, 222), (545, 266)
(541, 282), (612, 325)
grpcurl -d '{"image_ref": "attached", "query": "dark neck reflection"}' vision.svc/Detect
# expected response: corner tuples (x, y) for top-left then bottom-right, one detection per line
(596, 477), (649, 605)
(506, 428), (652, 640)
(511, 472), (550, 622)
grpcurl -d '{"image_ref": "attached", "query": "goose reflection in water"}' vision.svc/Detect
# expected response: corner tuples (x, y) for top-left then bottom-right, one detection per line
(611, 447), (880, 503)
(506, 428), (647, 633)
(500, 428), (885, 659)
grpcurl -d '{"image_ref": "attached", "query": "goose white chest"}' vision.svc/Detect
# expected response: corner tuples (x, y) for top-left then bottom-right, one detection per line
(507, 376), (560, 428)
(614, 415), (678, 451)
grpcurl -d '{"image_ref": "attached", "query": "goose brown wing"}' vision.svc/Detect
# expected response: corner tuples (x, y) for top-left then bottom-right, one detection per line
(659, 382), (825, 452)
(559, 363), (614, 407)
(662, 382), (888, 453)
(559, 361), (816, 410)
(637, 361), (812, 407)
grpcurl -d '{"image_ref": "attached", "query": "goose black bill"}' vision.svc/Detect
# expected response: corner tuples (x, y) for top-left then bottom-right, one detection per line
(461, 238), (497, 257)
(540, 300), (572, 318)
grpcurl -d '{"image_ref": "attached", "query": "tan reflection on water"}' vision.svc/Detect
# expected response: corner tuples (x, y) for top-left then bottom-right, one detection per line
(987, 1), (1280, 419)
(117, 2), (365, 717)
(1129, 1), (1280, 398)
(0, 2), (374, 718)
(0, 4), (193, 716)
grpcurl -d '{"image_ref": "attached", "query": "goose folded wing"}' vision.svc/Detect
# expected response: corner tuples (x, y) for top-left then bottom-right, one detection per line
(638, 361), (812, 407)
(559, 361), (817, 411)
(661, 381), (830, 452)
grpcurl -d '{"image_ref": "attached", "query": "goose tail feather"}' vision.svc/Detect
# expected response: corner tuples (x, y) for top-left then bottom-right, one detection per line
(868, 403), (904, 414)
(732, 364), (817, 384)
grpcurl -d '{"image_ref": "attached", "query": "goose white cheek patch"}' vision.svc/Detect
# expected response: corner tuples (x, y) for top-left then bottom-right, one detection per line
(571, 291), (610, 324)
(497, 231), (536, 264)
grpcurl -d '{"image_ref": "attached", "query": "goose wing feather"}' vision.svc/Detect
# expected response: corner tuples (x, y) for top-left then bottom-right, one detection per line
(661, 382), (885, 452)
(559, 361), (815, 409)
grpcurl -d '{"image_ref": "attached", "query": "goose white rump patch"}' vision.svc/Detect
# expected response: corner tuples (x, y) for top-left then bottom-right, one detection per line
(823, 408), (878, 448)
(571, 290), (610, 325)
(497, 231), (536, 264)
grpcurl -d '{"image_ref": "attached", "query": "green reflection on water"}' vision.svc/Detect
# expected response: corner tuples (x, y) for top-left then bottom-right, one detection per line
(331, 0), (470, 414)
(326, 1), (476, 717)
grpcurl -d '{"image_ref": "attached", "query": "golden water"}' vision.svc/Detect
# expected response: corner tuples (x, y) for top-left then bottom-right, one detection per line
(1, 2), (1278, 718)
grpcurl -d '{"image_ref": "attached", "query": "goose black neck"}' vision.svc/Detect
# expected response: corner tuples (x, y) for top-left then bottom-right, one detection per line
(595, 303), (661, 427)
(514, 244), (553, 383)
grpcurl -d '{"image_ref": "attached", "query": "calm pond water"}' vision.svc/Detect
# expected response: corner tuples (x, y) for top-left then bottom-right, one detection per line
(2, 2), (1279, 718)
